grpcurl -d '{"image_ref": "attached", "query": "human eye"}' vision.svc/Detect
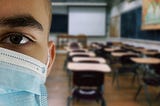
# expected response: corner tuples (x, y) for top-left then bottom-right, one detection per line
(1, 32), (33, 45)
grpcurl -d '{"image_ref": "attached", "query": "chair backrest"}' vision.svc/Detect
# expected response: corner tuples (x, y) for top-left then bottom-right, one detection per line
(78, 60), (100, 63)
(71, 54), (90, 58)
(120, 54), (138, 64)
(72, 50), (86, 53)
(106, 42), (113, 47)
(153, 53), (160, 59)
(147, 49), (158, 52)
(69, 42), (81, 49)
(150, 64), (160, 75)
(113, 49), (127, 53)
(73, 71), (104, 87)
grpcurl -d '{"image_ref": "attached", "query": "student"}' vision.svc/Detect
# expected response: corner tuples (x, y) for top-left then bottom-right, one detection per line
(0, 0), (55, 105)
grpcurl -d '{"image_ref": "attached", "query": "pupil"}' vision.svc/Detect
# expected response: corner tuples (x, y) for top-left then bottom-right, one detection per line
(10, 35), (23, 44)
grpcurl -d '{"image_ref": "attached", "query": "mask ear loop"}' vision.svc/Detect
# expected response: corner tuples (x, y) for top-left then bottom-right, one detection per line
(46, 51), (50, 68)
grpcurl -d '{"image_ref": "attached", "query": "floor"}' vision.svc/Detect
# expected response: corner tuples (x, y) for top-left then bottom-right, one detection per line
(46, 53), (160, 106)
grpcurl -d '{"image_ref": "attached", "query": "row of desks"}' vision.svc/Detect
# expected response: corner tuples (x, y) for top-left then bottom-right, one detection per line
(66, 48), (112, 73)
(67, 49), (160, 73)
(104, 44), (160, 65)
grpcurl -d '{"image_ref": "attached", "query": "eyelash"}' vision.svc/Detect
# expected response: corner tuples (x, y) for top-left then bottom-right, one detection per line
(1, 32), (34, 45)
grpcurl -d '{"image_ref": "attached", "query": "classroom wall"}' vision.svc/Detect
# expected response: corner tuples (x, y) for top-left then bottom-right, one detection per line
(51, 0), (160, 46)
(109, 0), (160, 50)
(52, 6), (68, 14)
(50, 5), (109, 45)
(110, 0), (160, 42)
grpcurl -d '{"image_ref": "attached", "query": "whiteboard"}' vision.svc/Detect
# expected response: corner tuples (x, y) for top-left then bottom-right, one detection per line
(69, 7), (106, 36)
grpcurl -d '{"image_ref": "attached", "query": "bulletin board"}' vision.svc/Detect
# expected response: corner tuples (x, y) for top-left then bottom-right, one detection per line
(142, 0), (160, 30)
(110, 16), (120, 37)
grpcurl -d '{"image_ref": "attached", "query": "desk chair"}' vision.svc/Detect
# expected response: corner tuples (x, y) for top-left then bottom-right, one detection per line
(106, 49), (127, 65)
(112, 54), (139, 89)
(135, 63), (160, 106)
(65, 54), (91, 88)
(156, 53), (160, 58)
(64, 52), (90, 71)
(90, 42), (105, 57)
(71, 49), (86, 52)
(67, 71), (106, 106)
(77, 60), (100, 63)
(68, 42), (82, 49)
(64, 42), (83, 69)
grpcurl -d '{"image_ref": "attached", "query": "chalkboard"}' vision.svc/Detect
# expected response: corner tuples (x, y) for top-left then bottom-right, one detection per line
(50, 14), (68, 33)
(121, 7), (160, 41)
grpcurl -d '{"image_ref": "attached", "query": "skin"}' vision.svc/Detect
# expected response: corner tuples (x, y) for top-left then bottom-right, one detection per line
(0, 0), (55, 76)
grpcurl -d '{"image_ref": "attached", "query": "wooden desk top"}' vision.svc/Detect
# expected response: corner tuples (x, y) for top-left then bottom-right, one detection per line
(67, 62), (111, 73)
(72, 57), (106, 64)
(132, 47), (145, 51)
(111, 52), (137, 57)
(104, 47), (121, 52)
(69, 52), (95, 57)
(91, 44), (102, 49)
(131, 48), (159, 55)
(131, 57), (160, 64)
(64, 47), (87, 52)
(140, 50), (159, 55)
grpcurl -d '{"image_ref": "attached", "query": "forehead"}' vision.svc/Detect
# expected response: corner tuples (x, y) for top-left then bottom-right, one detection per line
(0, 0), (48, 31)
(0, 0), (43, 15)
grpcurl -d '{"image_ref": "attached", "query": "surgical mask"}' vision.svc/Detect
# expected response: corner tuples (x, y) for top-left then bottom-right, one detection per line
(0, 47), (49, 106)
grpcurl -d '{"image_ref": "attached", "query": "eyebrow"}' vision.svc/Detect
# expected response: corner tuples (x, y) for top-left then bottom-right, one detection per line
(0, 15), (43, 31)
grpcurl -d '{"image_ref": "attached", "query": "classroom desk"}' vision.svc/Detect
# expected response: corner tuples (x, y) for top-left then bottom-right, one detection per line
(69, 52), (96, 57)
(72, 57), (106, 64)
(131, 57), (160, 64)
(64, 47), (88, 52)
(131, 57), (160, 77)
(67, 62), (111, 73)
(91, 43), (102, 49)
(131, 47), (159, 55)
(111, 52), (138, 57)
(140, 50), (159, 56)
(131, 47), (145, 52)
(104, 47), (121, 52)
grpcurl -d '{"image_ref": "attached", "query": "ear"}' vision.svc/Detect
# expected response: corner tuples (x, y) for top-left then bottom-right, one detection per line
(47, 41), (56, 77)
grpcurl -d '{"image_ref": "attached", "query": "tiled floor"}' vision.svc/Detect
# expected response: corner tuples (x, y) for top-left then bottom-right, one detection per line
(46, 53), (160, 106)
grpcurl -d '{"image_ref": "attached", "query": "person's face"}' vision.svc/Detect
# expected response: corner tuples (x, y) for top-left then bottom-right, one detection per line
(0, 0), (54, 66)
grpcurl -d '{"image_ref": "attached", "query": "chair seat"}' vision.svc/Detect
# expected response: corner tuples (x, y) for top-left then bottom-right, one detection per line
(73, 88), (102, 100)
(118, 67), (136, 73)
(143, 77), (160, 86)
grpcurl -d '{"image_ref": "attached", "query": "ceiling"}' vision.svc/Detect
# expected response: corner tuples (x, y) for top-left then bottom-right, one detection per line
(51, 0), (135, 9)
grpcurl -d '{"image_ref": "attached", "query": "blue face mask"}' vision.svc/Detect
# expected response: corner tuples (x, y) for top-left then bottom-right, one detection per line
(0, 47), (49, 106)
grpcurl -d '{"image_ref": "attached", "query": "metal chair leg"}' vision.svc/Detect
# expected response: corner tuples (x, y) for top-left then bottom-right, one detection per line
(112, 71), (116, 86)
(134, 85), (142, 100)
(101, 98), (106, 106)
(67, 96), (72, 106)
(132, 73), (137, 84)
(143, 84), (152, 106)
(112, 70), (120, 89)
(115, 71), (120, 89)
(155, 93), (160, 101)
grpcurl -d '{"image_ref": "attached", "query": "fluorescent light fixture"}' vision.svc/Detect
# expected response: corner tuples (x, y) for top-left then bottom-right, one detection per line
(52, 2), (107, 6)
